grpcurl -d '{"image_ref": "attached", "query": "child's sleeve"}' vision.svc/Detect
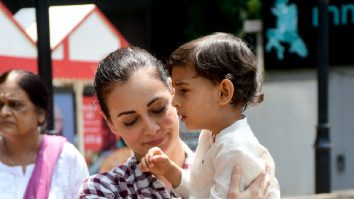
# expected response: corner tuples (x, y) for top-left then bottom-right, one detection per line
(210, 146), (263, 198)
(173, 169), (190, 198)
(211, 143), (280, 199)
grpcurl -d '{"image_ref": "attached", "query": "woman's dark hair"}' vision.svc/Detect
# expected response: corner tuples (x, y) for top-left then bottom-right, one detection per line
(168, 32), (263, 110)
(94, 46), (170, 120)
(0, 70), (50, 120)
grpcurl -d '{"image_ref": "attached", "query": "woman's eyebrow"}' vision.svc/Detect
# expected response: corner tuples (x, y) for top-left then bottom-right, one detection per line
(117, 110), (135, 118)
(147, 97), (159, 107)
(117, 98), (161, 117)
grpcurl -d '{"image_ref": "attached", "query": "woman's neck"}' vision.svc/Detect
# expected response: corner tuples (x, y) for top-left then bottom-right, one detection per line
(165, 139), (186, 168)
(0, 133), (41, 172)
(157, 139), (186, 189)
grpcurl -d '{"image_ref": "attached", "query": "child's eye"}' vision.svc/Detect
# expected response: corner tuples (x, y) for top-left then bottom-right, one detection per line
(178, 88), (188, 94)
(123, 118), (138, 126)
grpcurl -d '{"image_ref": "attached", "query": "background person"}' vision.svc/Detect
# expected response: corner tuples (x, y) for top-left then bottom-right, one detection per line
(0, 70), (89, 199)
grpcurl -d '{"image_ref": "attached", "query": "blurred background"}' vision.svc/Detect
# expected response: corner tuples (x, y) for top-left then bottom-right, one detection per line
(1, 0), (354, 197)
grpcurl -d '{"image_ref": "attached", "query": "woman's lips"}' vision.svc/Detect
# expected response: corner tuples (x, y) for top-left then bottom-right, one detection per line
(0, 121), (15, 126)
(145, 136), (165, 146)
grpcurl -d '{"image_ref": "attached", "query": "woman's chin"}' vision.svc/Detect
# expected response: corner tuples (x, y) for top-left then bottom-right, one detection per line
(158, 135), (170, 151)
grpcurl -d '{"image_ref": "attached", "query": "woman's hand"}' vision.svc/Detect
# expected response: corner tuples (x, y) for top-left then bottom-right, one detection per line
(228, 165), (271, 199)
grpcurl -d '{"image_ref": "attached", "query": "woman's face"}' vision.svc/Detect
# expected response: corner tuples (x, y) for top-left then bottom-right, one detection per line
(0, 74), (45, 139)
(104, 67), (180, 160)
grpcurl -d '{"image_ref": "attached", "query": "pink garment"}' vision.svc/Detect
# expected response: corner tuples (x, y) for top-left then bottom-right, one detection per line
(23, 135), (67, 199)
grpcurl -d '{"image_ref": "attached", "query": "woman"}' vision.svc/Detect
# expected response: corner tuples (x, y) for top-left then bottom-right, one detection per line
(0, 70), (89, 199)
(79, 47), (270, 198)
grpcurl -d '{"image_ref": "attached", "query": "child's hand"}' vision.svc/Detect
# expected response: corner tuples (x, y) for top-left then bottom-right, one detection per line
(139, 147), (173, 176)
(140, 147), (184, 188)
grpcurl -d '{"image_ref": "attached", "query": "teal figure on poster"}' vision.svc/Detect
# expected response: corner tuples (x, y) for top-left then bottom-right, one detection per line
(266, 0), (308, 60)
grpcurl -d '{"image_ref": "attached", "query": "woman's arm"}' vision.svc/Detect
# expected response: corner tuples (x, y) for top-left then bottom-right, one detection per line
(228, 165), (271, 199)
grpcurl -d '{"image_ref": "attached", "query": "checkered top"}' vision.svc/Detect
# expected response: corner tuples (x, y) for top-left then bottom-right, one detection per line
(79, 144), (194, 199)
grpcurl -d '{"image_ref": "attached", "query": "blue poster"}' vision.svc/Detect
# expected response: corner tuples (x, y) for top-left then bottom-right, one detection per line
(53, 89), (76, 144)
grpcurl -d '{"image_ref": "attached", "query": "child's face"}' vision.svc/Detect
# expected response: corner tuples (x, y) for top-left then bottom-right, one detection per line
(171, 65), (220, 132)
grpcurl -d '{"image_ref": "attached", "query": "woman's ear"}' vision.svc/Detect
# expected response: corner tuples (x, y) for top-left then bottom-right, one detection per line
(37, 109), (46, 126)
(101, 112), (120, 136)
(218, 79), (234, 106)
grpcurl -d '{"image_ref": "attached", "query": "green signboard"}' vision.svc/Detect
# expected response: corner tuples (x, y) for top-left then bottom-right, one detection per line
(263, 0), (354, 69)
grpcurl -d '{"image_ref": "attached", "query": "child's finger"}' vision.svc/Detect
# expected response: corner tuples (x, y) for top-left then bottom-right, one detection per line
(146, 152), (155, 165)
(146, 153), (153, 165)
(139, 157), (148, 172)
(139, 158), (145, 171)
(149, 156), (167, 168)
(146, 147), (158, 164)
(150, 147), (162, 154)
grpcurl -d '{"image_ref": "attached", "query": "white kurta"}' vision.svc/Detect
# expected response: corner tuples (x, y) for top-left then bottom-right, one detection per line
(0, 142), (89, 199)
(176, 117), (280, 199)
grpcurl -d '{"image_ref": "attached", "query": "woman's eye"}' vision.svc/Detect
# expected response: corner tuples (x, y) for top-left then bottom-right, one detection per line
(152, 106), (166, 114)
(9, 101), (22, 110)
(123, 118), (138, 126)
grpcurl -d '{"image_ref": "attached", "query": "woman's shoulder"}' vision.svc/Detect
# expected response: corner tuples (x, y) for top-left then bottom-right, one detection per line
(41, 135), (80, 159)
(55, 141), (89, 177)
(59, 141), (84, 160)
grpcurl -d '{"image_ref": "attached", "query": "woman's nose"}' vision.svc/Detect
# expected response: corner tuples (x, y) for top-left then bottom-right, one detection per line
(0, 104), (11, 117)
(143, 117), (160, 135)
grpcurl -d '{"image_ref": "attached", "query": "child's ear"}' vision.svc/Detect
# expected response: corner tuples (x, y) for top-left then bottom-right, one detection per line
(101, 111), (120, 135)
(218, 79), (234, 106)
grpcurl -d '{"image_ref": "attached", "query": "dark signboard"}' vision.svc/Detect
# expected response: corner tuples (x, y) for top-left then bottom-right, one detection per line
(263, 0), (354, 69)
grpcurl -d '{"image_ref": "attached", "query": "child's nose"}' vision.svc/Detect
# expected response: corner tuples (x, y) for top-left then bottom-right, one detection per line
(172, 96), (180, 107)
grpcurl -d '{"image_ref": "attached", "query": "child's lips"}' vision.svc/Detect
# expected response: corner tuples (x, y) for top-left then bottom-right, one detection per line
(180, 115), (186, 121)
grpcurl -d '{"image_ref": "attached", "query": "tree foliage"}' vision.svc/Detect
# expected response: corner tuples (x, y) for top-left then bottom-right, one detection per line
(184, 0), (260, 40)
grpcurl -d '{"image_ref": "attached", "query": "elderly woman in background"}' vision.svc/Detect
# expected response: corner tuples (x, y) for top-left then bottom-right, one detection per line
(0, 70), (89, 199)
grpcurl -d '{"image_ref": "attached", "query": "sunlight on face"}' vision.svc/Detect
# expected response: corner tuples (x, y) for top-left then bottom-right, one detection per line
(104, 67), (180, 159)
(171, 65), (220, 131)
